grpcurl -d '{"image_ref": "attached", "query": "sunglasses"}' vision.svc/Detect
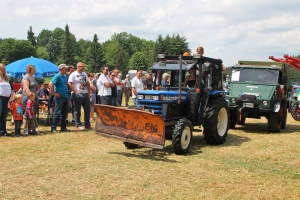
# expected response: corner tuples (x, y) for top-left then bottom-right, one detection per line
(111, 75), (116, 76)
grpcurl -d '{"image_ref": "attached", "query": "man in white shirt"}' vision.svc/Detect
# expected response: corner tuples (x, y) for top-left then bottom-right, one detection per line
(131, 70), (144, 106)
(97, 65), (115, 105)
(68, 62), (92, 130)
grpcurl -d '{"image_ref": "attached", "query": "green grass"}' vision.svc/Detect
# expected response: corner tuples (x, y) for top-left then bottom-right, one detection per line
(1, 104), (300, 199)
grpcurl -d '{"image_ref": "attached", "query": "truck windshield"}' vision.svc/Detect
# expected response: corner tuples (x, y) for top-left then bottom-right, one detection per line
(231, 68), (279, 84)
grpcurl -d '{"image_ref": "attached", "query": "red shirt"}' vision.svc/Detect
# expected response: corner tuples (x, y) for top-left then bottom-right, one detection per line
(26, 100), (35, 116)
(10, 102), (24, 120)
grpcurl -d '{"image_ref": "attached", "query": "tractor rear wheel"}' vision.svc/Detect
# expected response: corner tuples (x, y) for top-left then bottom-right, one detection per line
(203, 98), (229, 145)
(172, 119), (193, 155)
(291, 102), (300, 121)
(267, 106), (283, 133)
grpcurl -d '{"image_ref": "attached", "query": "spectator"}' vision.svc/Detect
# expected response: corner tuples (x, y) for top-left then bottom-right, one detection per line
(49, 64), (70, 133)
(88, 73), (96, 121)
(143, 72), (154, 90)
(97, 65), (115, 105)
(26, 92), (38, 135)
(131, 70), (144, 106)
(110, 71), (117, 106)
(118, 73), (123, 106)
(10, 94), (24, 137)
(22, 64), (39, 134)
(37, 82), (49, 115)
(112, 69), (123, 107)
(123, 74), (131, 106)
(184, 67), (199, 88)
(94, 73), (101, 104)
(68, 62), (92, 130)
(0, 63), (13, 136)
(196, 46), (226, 71)
(66, 65), (75, 122)
(161, 73), (170, 86)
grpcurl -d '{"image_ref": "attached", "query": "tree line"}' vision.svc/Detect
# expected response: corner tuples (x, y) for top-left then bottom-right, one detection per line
(0, 24), (190, 72)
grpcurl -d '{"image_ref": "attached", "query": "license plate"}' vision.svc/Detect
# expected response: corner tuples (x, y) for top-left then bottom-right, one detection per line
(145, 95), (152, 100)
(243, 103), (254, 108)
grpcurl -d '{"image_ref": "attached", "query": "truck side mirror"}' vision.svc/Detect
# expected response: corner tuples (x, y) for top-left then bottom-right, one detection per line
(280, 74), (287, 85)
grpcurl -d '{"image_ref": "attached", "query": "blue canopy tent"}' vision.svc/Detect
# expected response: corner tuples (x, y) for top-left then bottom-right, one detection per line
(5, 57), (59, 78)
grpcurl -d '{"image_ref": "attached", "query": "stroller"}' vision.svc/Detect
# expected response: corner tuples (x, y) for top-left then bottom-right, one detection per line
(44, 94), (55, 126)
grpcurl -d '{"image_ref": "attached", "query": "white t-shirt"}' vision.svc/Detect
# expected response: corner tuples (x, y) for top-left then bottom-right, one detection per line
(131, 76), (144, 98)
(97, 74), (113, 96)
(115, 77), (122, 91)
(0, 81), (11, 97)
(68, 71), (88, 93)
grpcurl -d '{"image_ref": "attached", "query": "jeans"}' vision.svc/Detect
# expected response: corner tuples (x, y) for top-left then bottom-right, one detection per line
(0, 96), (10, 135)
(124, 88), (130, 105)
(100, 96), (112, 105)
(52, 96), (69, 129)
(111, 97), (117, 106)
(117, 90), (122, 106)
(14, 120), (22, 134)
(132, 98), (138, 106)
(72, 93), (91, 128)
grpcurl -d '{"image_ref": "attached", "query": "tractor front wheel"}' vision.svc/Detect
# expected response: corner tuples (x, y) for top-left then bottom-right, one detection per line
(172, 119), (193, 155)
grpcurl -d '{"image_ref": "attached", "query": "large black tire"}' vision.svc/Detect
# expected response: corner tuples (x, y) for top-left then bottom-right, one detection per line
(203, 98), (229, 145)
(172, 119), (193, 155)
(291, 102), (300, 121)
(229, 111), (237, 129)
(267, 106), (283, 133)
(281, 107), (287, 129)
(237, 117), (246, 125)
(123, 142), (139, 149)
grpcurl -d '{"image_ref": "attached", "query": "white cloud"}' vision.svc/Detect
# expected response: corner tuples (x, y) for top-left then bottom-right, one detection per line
(0, 0), (300, 66)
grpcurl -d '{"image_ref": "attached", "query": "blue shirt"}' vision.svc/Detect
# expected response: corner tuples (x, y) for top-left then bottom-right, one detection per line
(51, 73), (68, 99)
(161, 80), (169, 86)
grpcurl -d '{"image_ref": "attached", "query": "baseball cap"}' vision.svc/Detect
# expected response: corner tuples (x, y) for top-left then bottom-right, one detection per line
(58, 64), (68, 69)
(126, 74), (130, 77)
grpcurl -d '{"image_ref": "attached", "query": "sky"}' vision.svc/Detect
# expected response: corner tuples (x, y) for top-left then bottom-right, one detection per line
(1, 0), (300, 66)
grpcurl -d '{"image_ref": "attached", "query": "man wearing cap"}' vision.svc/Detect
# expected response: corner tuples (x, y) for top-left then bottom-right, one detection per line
(49, 64), (70, 133)
(143, 72), (154, 90)
(123, 74), (131, 106)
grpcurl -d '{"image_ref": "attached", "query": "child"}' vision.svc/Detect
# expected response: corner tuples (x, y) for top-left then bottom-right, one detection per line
(10, 94), (24, 137)
(26, 92), (38, 135)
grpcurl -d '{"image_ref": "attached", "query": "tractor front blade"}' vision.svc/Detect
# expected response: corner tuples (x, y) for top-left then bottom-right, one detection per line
(94, 104), (165, 149)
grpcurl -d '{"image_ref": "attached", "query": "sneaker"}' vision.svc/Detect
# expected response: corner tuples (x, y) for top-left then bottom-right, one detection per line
(60, 128), (70, 132)
(35, 129), (41, 134)
(76, 126), (85, 130)
(51, 129), (60, 133)
(24, 129), (28, 134)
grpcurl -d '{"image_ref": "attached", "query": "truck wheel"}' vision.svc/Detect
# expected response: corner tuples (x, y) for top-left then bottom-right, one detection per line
(237, 117), (246, 125)
(123, 142), (139, 149)
(267, 107), (283, 133)
(172, 119), (193, 155)
(229, 112), (237, 129)
(291, 102), (300, 121)
(203, 98), (229, 145)
(281, 108), (287, 129)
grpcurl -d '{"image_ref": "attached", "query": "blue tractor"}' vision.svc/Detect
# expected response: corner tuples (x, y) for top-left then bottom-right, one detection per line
(95, 53), (229, 155)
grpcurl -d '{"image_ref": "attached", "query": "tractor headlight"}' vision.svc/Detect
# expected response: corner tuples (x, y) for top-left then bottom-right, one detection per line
(231, 98), (236, 104)
(263, 100), (268, 106)
(137, 95), (144, 99)
(152, 96), (159, 100)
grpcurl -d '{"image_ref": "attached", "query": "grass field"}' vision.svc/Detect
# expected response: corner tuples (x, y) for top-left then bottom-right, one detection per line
(1, 103), (300, 199)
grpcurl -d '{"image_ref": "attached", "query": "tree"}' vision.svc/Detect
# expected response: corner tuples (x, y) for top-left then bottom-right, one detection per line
(36, 46), (49, 60)
(27, 26), (36, 46)
(75, 39), (91, 63)
(60, 24), (75, 65)
(0, 38), (36, 64)
(128, 52), (148, 71)
(103, 41), (129, 71)
(155, 34), (190, 55)
(84, 34), (103, 72)
(36, 29), (52, 47)
(46, 27), (64, 64)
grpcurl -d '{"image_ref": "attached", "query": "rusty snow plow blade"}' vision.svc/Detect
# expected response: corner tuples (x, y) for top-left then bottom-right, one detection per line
(94, 104), (165, 149)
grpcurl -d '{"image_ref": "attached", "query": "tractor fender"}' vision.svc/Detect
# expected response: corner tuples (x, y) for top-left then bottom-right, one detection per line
(273, 102), (281, 112)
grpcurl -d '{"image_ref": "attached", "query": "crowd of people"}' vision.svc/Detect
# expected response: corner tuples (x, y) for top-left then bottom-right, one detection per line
(0, 46), (226, 137)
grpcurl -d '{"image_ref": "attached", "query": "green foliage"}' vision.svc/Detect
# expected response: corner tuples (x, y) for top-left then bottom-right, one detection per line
(37, 29), (52, 47)
(36, 46), (49, 60)
(155, 34), (190, 55)
(75, 39), (91, 62)
(60, 24), (75, 65)
(103, 41), (129, 71)
(47, 27), (64, 64)
(84, 34), (103, 72)
(0, 38), (36, 64)
(27, 26), (36, 46)
(128, 52), (148, 71)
